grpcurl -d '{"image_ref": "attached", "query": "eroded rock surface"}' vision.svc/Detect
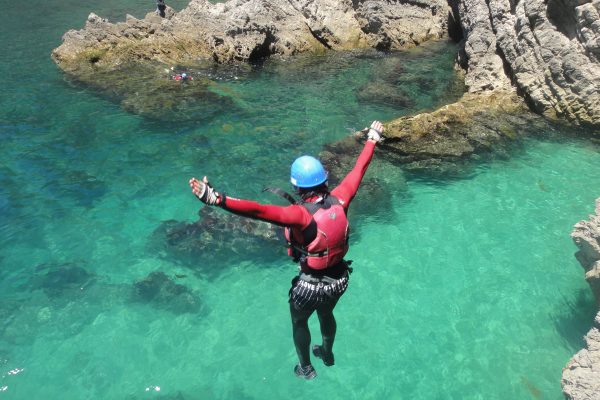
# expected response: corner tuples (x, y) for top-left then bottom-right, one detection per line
(572, 199), (600, 303)
(52, 0), (449, 75)
(379, 90), (554, 176)
(455, 0), (600, 126)
(563, 199), (600, 399)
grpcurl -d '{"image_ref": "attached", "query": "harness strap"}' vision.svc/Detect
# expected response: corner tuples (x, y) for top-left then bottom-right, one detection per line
(287, 243), (328, 257)
(299, 273), (337, 285)
(262, 187), (298, 205)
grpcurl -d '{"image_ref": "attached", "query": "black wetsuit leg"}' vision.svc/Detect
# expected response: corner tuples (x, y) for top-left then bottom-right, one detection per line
(316, 299), (338, 358)
(290, 298), (339, 367)
(290, 303), (314, 367)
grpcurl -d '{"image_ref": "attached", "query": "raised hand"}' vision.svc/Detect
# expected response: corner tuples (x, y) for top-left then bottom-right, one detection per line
(367, 120), (384, 143)
(189, 176), (222, 206)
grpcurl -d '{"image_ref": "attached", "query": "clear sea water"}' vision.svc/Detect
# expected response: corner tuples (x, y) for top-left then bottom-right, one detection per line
(1, 1), (599, 399)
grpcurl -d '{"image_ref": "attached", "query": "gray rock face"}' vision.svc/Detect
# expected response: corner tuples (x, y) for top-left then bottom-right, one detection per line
(563, 199), (600, 400)
(52, 0), (449, 74)
(455, 0), (512, 92)
(455, 0), (600, 126)
(572, 199), (600, 303)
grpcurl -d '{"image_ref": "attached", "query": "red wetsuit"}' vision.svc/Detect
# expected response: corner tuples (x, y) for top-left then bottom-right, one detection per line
(222, 140), (376, 272)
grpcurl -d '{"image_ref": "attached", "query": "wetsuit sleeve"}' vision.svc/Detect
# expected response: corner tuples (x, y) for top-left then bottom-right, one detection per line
(221, 197), (311, 228)
(331, 140), (376, 208)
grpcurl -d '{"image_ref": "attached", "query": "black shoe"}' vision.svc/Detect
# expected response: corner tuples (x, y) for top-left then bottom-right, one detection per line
(294, 364), (317, 380)
(312, 345), (334, 366)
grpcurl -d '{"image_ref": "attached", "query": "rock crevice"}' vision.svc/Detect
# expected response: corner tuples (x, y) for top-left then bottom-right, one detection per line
(456, 0), (600, 126)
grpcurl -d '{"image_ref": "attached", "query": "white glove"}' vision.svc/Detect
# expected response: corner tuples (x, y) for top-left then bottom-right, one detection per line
(189, 176), (223, 206)
(367, 120), (384, 143)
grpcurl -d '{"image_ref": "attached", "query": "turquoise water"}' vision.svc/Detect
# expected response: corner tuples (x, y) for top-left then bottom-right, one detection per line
(1, 1), (600, 399)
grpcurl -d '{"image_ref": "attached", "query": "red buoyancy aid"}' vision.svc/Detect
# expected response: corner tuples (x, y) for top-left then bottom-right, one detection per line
(285, 195), (349, 270)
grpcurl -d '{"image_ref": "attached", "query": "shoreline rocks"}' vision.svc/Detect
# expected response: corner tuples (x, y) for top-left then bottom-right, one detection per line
(378, 90), (554, 176)
(52, 0), (449, 75)
(562, 199), (600, 400)
(52, 0), (600, 128)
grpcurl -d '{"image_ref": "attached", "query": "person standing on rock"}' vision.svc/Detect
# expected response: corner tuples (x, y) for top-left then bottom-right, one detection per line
(189, 120), (384, 380)
(155, 0), (166, 17)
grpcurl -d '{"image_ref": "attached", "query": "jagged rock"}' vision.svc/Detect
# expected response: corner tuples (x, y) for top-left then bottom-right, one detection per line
(51, 0), (449, 119)
(132, 271), (201, 314)
(52, 0), (449, 74)
(454, 0), (600, 127)
(454, 0), (512, 92)
(562, 199), (600, 400)
(379, 90), (553, 177)
(562, 311), (600, 400)
(571, 198), (600, 304)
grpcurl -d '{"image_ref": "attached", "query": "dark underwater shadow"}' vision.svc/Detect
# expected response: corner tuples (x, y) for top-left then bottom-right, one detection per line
(148, 207), (285, 279)
(551, 289), (597, 353)
(59, 62), (244, 124)
(0, 261), (207, 346)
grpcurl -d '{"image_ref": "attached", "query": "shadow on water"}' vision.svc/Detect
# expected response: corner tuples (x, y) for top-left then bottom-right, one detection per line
(130, 271), (202, 314)
(552, 289), (597, 353)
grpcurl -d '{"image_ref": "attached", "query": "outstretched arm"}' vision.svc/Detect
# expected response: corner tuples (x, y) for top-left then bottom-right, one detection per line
(331, 120), (383, 208)
(189, 177), (310, 228)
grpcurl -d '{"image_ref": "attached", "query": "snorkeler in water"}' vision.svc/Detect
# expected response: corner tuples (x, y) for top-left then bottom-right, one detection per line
(189, 121), (384, 380)
(172, 72), (193, 81)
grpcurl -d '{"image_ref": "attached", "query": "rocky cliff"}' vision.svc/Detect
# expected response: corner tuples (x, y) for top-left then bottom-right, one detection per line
(454, 0), (600, 127)
(562, 199), (600, 399)
(52, 0), (448, 74)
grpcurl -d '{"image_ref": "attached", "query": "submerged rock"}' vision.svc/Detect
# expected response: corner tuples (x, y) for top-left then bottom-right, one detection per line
(29, 262), (95, 299)
(319, 133), (407, 222)
(356, 79), (414, 108)
(149, 207), (282, 273)
(562, 199), (600, 400)
(51, 0), (450, 119)
(65, 63), (239, 121)
(1, 268), (127, 345)
(132, 271), (201, 314)
(379, 90), (554, 177)
(43, 170), (107, 207)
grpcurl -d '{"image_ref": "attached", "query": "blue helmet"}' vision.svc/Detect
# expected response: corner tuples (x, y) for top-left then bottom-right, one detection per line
(290, 156), (328, 188)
